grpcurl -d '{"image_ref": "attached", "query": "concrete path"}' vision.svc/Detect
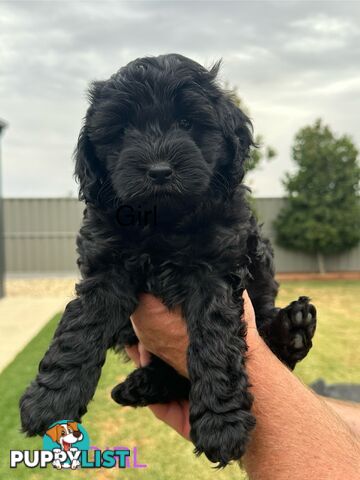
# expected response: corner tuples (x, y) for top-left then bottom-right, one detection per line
(0, 296), (69, 373)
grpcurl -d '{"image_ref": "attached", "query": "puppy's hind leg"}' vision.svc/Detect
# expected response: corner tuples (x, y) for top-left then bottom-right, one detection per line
(112, 356), (190, 406)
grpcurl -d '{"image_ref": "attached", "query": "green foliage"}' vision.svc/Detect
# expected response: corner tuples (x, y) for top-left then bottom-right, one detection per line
(275, 119), (360, 260)
(226, 85), (276, 174)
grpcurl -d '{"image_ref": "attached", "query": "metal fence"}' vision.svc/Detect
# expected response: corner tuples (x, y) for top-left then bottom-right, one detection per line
(3, 198), (83, 274)
(0, 121), (7, 296)
(2, 197), (360, 274)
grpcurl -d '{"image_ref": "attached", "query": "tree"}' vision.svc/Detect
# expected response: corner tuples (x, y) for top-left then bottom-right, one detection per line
(274, 119), (360, 273)
(227, 85), (276, 174)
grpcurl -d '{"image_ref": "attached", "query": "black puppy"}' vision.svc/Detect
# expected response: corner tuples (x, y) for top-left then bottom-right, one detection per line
(20, 54), (316, 467)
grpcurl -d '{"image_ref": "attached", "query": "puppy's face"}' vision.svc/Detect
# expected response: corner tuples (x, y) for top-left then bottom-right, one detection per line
(75, 54), (253, 214)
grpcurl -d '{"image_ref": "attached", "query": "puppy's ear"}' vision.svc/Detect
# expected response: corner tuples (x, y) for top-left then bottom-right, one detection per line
(74, 81), (107, 206)
(74, 125), (103, 205)
(216, 96), (254, 190)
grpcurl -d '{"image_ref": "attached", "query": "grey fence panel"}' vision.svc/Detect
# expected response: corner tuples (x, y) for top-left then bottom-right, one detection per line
(3, 198), (83, 274)
(2, 197), (360, 274)
(326, 248), (360, 272)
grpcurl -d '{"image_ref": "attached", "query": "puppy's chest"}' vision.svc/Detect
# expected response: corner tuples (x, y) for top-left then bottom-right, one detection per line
(120, 229), (251, 299)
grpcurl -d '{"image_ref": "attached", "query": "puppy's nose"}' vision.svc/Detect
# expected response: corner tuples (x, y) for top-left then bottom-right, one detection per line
(148, 163), (173, 183)
(73, 431), (82, 438)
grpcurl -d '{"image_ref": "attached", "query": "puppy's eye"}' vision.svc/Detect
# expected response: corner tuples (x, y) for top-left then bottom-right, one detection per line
(179, 118), (192, 130)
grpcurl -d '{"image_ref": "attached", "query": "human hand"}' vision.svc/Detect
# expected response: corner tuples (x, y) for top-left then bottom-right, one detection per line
(128, 294), (189, 377)
(125, 290), (260, 439)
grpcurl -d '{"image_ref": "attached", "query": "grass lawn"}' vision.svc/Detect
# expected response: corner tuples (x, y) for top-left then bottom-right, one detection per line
(0, 280), (359, 479)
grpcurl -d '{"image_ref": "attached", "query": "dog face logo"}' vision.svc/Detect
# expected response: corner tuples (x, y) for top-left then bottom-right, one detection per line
(44, 421), (87, 469)
(46, 421), (83, 451)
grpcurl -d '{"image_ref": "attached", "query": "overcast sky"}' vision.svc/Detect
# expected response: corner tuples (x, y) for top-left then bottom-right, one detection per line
(1, 0), (359, 198)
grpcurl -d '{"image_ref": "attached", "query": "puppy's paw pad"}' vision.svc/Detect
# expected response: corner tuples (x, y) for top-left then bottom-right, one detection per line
(287, 297), (317, 339)
(291, 333), (305, 350)
(276, 296), (317, 367)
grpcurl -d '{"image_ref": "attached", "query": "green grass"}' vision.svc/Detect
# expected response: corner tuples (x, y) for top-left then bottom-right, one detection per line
(0, 280), (359, 479)
(279, 280), (360, 384)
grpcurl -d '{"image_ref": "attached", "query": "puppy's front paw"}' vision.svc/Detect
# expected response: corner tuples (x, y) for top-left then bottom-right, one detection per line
(191, 409), (256, 467)
(20, 379), (84, 436)
(20, 381), (55, 436)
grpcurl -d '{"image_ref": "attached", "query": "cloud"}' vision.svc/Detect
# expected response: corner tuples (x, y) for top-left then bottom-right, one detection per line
(290, 13), (357, 36)
(0, 0), (359, 197)
(285, 13), (359, 52)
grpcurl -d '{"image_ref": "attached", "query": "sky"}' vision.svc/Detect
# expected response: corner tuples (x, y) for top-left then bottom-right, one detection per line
(1, 0), (360, 198)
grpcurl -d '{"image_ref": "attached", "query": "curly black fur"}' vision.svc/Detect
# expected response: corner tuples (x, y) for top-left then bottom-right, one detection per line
(20, 54), (317, 467)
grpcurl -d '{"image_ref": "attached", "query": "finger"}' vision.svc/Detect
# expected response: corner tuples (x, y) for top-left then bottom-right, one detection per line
(138, 342), (152, 367)
(148, 401), (190, 440)
(242, 289), (253, 310)
(133, 294), (168, 320)
(129, 317), (140, 339)
(242, 289), (256, 327)
(178, 400), (191, 440)
(125, 345), (141, 367)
